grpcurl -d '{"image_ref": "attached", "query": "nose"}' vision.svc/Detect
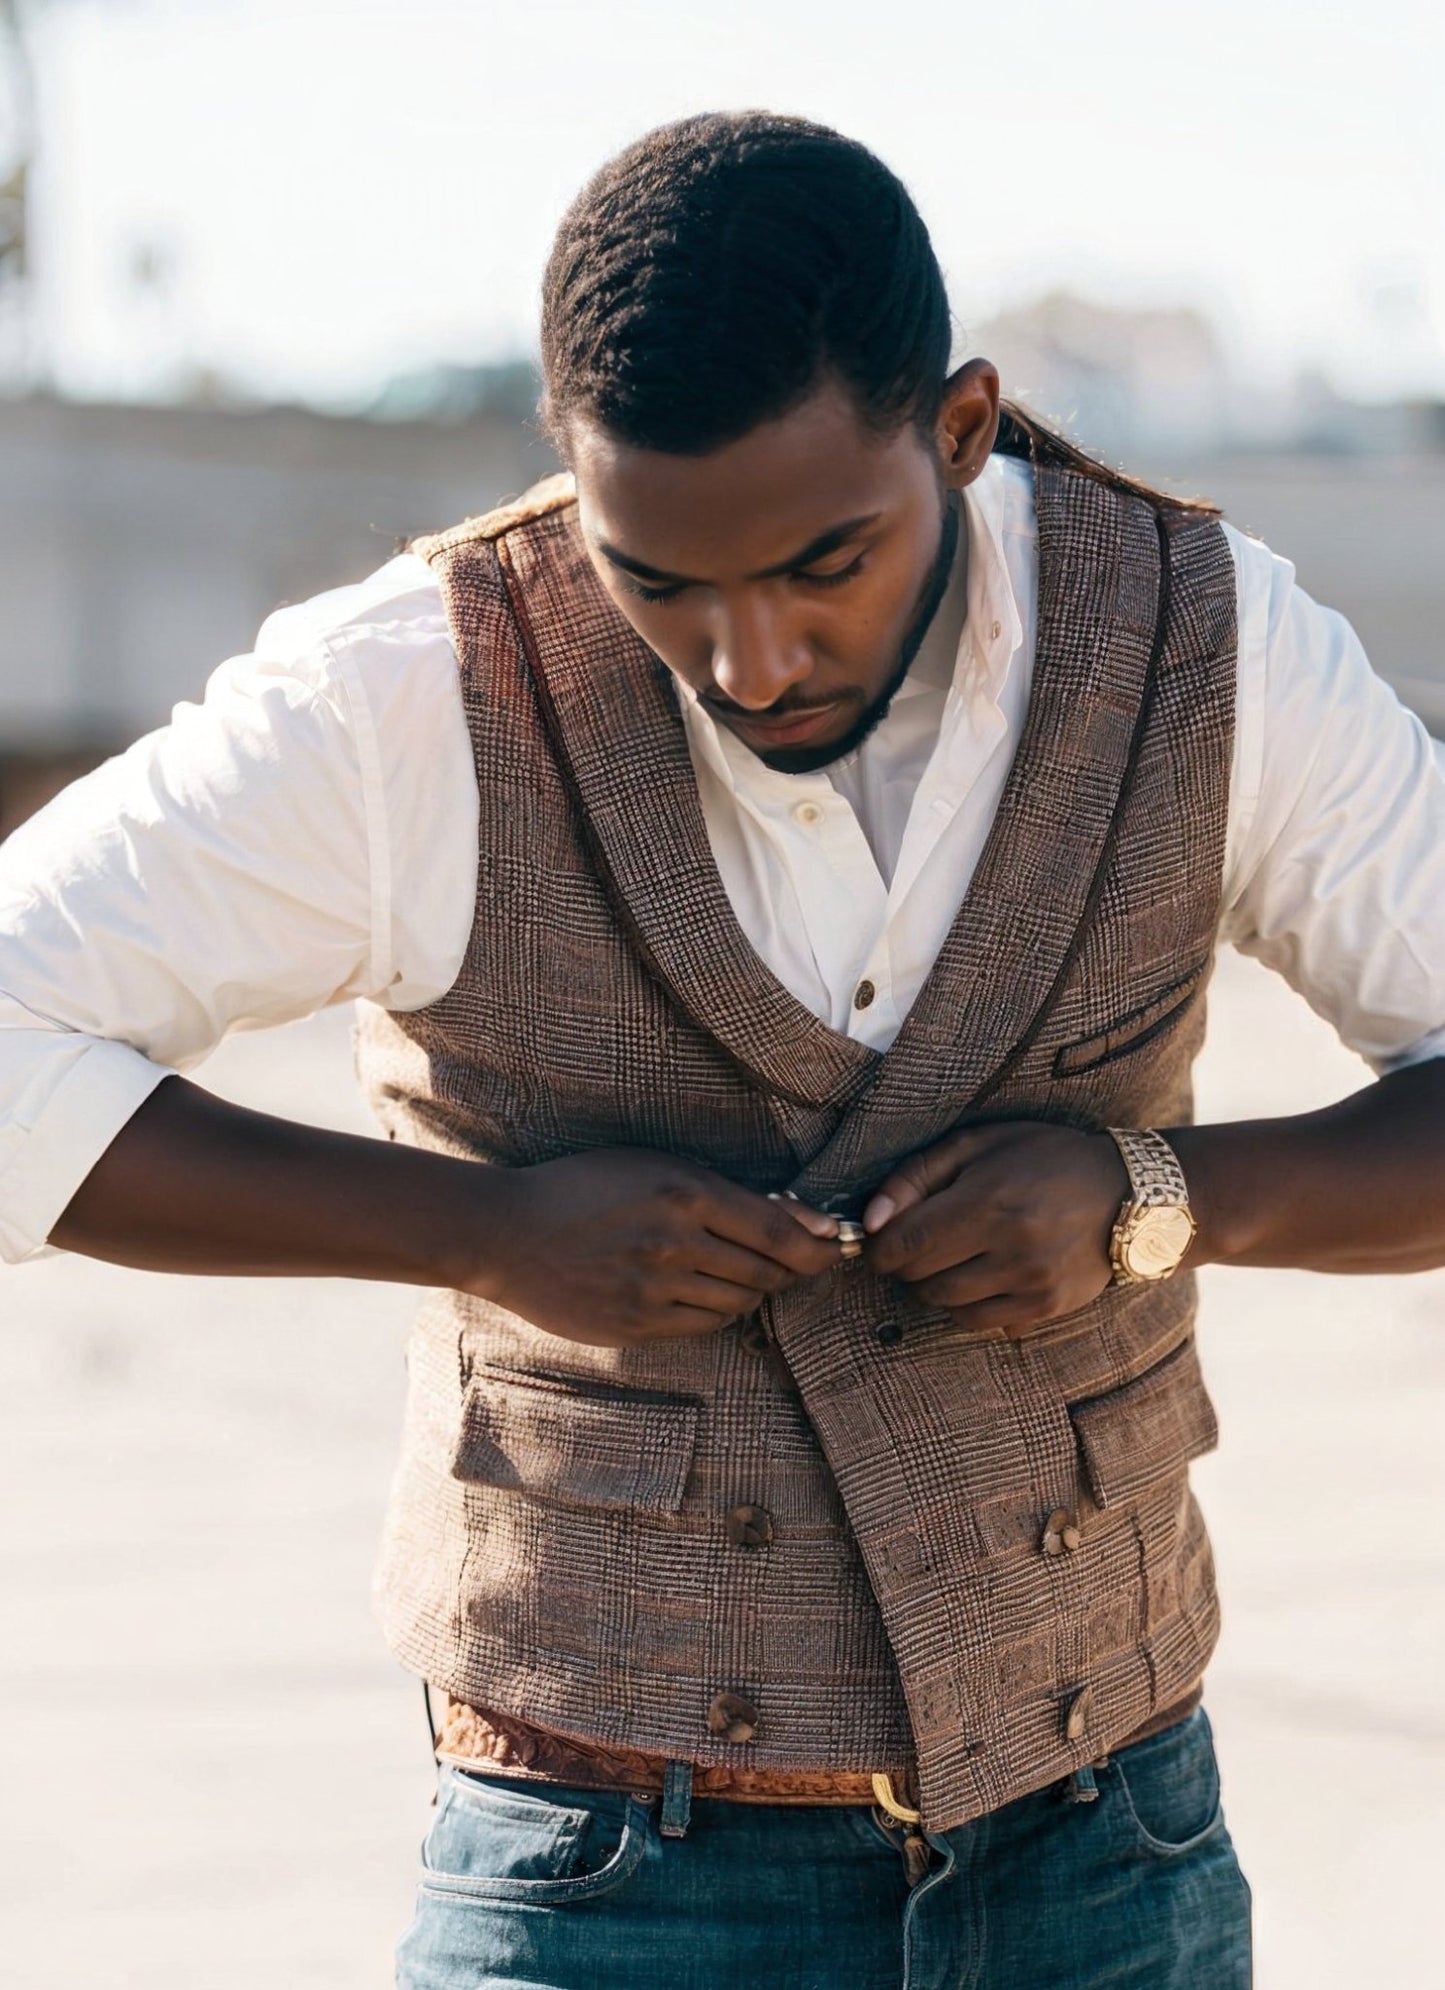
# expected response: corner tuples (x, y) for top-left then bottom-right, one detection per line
(709, 596), (810, 711)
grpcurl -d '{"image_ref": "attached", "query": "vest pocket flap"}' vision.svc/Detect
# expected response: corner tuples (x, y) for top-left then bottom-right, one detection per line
(1053, 961), (1209, 1077)
(452, 1370), (702, 1515)
(1068, 1337), (1218, 1509)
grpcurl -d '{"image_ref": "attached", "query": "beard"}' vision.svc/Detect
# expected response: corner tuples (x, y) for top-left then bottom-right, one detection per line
(702, 490), (961, 776)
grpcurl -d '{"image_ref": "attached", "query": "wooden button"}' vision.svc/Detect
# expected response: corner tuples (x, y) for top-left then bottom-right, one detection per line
(707, 1692), (759, 1744)
(1064, 1686), (1094, 1743)
(854, 979), (876, 1010)
(726, 1504), (775, 1550)
(1042, 1508), (1082, 1556)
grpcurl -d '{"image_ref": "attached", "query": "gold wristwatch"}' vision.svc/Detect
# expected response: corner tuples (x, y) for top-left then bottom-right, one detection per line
(1105, 1128), (1197, 1284)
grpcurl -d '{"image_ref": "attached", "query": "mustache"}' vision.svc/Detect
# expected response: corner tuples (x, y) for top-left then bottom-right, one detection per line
(699, 688), (864, 722)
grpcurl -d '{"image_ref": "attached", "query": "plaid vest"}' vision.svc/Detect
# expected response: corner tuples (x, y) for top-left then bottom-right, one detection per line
(357, 452), (1236, 1830)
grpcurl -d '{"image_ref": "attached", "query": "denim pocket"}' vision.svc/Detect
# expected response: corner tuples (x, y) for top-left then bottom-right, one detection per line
(1109, 1708), (1224, 1857)
(419, 1767), (651, 1905)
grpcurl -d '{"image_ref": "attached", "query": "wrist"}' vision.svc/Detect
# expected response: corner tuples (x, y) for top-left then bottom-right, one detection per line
(419, 1156), (522, 1298)
(1162, 1125), (1250, 1268)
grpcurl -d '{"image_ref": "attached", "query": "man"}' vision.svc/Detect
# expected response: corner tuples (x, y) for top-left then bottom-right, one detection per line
(2, 111), (1442, 1988)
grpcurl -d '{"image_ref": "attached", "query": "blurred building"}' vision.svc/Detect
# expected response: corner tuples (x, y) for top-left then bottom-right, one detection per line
(975, 292), (1233, 459)
(0, 392), (554, 835)
(1, 343), (1442, 837)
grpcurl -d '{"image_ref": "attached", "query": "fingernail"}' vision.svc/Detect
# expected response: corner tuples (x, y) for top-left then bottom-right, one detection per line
(835, 1220), (865, 1259)
(863, 1195), (896, 1232)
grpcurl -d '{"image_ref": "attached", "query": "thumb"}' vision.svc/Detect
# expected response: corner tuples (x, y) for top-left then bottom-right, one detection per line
(862, 1131), (986, 1233)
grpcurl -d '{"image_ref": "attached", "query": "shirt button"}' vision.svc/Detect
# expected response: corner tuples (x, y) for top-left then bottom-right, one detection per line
(707, 1691), (760, 1744)
(1041, 1508), (1082, 1557)
(792, 800), (824, 827)
(726, 1504), (775, 1549)
(1064, 1686), (1094, 1743)
(854, 979), (876, 1010)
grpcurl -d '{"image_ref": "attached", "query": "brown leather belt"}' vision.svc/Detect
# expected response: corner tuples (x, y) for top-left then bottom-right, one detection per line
(433, 1683), (1204, 1809)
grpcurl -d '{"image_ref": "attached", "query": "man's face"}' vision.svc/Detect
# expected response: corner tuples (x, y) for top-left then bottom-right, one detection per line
(569, 370), (998, 773)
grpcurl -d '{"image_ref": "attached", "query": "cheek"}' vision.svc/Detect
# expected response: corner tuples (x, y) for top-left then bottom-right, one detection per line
(820, 567), (921, 665)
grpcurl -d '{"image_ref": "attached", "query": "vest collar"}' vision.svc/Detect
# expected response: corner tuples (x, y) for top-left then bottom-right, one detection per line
(497, 464), (1168, 1160)
(498, 507), (878, 1111)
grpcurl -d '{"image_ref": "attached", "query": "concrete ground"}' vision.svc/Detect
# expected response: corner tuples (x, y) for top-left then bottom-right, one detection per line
(1, 949), (1441, 1987)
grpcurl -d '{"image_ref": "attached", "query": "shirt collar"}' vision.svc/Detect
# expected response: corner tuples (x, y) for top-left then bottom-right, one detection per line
(957, 452), (1024, 706)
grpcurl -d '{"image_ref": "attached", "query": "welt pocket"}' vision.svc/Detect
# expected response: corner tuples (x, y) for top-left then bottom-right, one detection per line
(451, 1366), (702, 1515)
(1068, 1336), (1219, 1509)
(1052, 962), (1210, 1078)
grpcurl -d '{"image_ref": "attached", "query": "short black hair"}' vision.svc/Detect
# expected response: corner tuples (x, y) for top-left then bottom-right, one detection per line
(540, 112), (953, 457)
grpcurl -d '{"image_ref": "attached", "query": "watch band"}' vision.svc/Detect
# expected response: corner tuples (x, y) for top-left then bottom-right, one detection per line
(1105, 1127), (1191, 1209)
(1105, 1127), (1195, 1285)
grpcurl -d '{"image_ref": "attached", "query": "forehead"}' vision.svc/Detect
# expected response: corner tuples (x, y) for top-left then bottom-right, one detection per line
(569, 381), (934, 576)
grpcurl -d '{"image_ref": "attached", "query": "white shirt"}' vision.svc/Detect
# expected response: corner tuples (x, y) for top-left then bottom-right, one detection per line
(1, 455), (1442, 1264)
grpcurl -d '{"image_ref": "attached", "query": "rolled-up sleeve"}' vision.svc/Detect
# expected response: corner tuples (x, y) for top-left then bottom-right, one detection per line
(0, 650), (381, 1260)
(1221, 523), (1445, 1073)
(0, 556), (477, 1263)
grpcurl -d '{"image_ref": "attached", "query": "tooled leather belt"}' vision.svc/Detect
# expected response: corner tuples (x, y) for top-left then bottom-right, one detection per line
(433, 1684), (1204, 1808)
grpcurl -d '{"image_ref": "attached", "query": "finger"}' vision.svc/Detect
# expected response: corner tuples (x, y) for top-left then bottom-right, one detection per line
(671, 1273), (777, 1318)
(705, 1183), (843, 1276)
(657, 1303), (737, 1337)
(908, 1253), (1006, 1310)
(694, 1235), (798, 1296)
(943, 1293), (1055, 1339)
(865, 1188), (990, 1282)
(767, 1192), (841, 1241)
(863, 1128), (999, 1233)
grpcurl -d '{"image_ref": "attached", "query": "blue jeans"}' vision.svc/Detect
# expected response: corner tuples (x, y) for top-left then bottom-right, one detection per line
(396, 1706), (1251, 1989)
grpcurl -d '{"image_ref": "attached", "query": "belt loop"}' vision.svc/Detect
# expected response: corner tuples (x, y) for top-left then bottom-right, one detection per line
(1064, 1762), (1100, 1804)
(660, 1759), (694, 1839)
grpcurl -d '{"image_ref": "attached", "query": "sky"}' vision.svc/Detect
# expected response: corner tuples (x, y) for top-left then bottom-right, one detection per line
(13, 0), (1445, 407)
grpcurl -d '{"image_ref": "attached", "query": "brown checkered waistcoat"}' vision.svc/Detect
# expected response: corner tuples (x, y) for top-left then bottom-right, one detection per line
(357, 449), (1236, 1832)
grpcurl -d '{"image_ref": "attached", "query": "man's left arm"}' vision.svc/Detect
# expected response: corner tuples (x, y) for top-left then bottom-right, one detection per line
(863, 530), (1445, 1332)
(859, 1066), (1445, 1338)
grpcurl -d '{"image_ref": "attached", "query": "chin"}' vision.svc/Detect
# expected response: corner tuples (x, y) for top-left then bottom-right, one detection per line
(754, 704), (895, 775)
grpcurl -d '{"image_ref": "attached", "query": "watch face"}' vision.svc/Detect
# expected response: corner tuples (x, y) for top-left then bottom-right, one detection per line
(1123, 1205), (1196, 1279)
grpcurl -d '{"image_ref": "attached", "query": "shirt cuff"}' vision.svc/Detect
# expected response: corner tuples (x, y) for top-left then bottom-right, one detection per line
(0, 1037), (173, 1263)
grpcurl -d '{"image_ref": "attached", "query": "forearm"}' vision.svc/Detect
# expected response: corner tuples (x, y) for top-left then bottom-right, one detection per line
(48, 1075), (497, 1291)
(1170, 1058), (1445, 1274)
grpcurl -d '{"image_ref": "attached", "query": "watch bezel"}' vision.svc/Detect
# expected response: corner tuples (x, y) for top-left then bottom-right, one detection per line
(1113, 1201), (1197, 1282)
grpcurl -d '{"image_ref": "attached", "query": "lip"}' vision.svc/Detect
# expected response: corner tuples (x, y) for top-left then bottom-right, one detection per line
(720, 702), (843, 747)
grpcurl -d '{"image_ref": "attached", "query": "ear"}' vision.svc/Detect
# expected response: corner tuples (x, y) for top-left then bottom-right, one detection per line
(936, 359), (1001, 492)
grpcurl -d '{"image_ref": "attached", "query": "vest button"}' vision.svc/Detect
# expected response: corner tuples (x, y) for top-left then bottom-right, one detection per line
(738, 1318), (770, 1355)
(707, 1692), (760, 1744)
(1041, 1508), (1082, 1556)
(853, 978), (876, 1010)
(1064, 1685), (1094, 1743)
(726, 1504), (775, 1550)
(876, 1320), (903, 1346)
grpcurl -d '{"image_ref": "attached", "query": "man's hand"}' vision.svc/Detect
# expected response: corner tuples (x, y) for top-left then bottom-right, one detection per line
(477, 1148), (842, 1348)
(861, 1122), (1129, 1337)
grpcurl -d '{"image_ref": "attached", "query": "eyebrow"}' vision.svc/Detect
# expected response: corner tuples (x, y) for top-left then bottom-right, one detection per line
(596, 513), (882, 587)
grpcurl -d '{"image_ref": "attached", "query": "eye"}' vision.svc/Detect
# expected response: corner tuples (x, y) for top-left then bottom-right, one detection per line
(798, 554), (866, 590)
(622, 577), (687, 605)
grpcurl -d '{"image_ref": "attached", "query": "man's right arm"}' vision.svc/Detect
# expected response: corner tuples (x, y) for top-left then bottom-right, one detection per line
(49, 1077), (840, 1344)
(0, 558), (473, 1266)
(3, 569), (838, 1334)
